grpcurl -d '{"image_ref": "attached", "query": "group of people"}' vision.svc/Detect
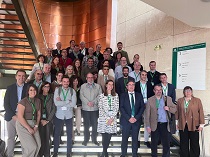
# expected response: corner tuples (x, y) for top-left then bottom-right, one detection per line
(3, 40), (205, 157)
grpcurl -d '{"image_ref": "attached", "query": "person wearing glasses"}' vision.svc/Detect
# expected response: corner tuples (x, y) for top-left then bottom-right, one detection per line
(28, 69), (43, 92)
(16, 84), (41, 157)
(97, 80), (119, 157)
(80, 73), (102, 146)
(38, 82), (56, 157)
(176, 86), (204, 157)
(97, 66), (115, 93)
(120, 80), (145, 157)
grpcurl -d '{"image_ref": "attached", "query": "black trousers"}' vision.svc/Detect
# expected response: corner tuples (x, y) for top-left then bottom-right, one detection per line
(39, 122), (52, 156)
(121, 123), (139, 157)
(101, 133), (112, 156)
(82, 110), (99, 142)
(179, 124), (200, 157)
(151, 122), (170, 157)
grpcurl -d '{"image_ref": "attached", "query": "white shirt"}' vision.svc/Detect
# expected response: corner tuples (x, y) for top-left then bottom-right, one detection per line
(128, 91), (135, 108)
(162, 83), (168, 96)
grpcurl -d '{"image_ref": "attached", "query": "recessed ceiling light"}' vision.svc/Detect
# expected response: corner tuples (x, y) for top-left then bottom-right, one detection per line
(201, 0), (210, 2)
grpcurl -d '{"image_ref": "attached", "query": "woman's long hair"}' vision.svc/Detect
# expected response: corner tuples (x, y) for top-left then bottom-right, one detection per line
(39, 81), (52, 95)
(104, 80), (116, 96)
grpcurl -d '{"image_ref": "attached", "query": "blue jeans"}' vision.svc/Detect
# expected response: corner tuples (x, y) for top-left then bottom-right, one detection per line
(53, 117), (72, 154)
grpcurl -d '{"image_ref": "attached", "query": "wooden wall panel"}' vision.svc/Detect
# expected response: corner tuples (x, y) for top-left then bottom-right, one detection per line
(23, 0), (111, 53)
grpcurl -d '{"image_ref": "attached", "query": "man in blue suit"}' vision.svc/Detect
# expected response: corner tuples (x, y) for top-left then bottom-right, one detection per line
(120, 80), (145, 157)
(4, 69), (28, 157)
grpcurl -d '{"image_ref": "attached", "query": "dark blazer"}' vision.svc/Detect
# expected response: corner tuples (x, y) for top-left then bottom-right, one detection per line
(52, 49), (62, 58)
(4, 83), (28, 121)
(93, 51), (104, 61)
(147, 70), (161, 86)
(38, 94), (56, 122)
(79, 48), (89, 56)
(116, 76), (134, 95)
(160, 83), (176, 103)
(135, 81), (154, 99)
(68, 52), (84, 62)
(120, 92), (145, 126)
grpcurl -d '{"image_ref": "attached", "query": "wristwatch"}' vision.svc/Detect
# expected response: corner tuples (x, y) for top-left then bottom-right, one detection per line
(34, 125), (38, 128)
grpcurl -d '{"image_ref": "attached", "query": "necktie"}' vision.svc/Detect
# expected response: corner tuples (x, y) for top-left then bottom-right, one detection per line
(130, 93), (135, 117)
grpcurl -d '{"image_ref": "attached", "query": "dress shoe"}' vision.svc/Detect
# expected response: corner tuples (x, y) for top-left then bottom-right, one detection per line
(170, 142), (175, 147)
(100, 152), (108, 157)
(60, 140), (64, 144)
(120, 155), (125, 157)
(72, 140), (75, 145)
(67, 153), (71, 157)
(144, 141), (151, 148)
(52, 153), (58, 157)
(93, 141), (100, 146)
(117, 130), (122, 135)
(82, 141), (87, 146)
(138, 141), (140, 148)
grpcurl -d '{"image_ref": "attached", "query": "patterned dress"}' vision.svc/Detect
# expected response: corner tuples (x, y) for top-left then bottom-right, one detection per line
(97, 93), (119, 134)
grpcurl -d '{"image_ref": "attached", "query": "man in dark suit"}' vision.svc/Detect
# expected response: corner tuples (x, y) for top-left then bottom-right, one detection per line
(93, 44), (104, 61)
(97, 49), (115, 70)
(128, 54), (143, 71)
(147, 61), (161, 86)
(79, 41), (89, 56)
(120, 80), (145, 157)
(68, 44), (84, 62)
(52, 42), (62, 58)
(4, 69), (28, 157)
(135, 70), (154, 148)
(159, 73), (176, 103)
(116, 67), (134, 95)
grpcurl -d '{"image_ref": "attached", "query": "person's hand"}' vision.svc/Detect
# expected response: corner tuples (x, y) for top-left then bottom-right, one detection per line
(56, 97), (61, 101)
(33, 126), (38, 133)
(164, 106), (169, 111)
(197, 126), (203, 132)
(41, 120), (48, 126)
(146, 127), (151, 134)
(129, 117), (136, 123)
(87, 102), (94, 107)
(12, 115), (17, 121)
(107, 118), (114, 125)
(27, 127), (35, 134)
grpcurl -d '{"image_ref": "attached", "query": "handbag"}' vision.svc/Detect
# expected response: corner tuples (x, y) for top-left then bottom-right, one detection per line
(164, 96), (176, 134)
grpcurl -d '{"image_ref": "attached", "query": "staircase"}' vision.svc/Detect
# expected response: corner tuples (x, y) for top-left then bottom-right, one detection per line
(0, 0), (37, 72)
(13, 119), (180, 157)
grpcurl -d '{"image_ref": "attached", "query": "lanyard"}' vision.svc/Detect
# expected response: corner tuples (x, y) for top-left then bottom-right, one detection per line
(150, 71), (155, 79)
(108, 95), (112, 110)
(28, 97), (36, 120)
(162, 85), (167, 96)
(43, 95), (48, 114)
(124, 78), (128, 90)
(140, 82), (146, 95)
(156, 98), (160, 108)
(47, 57), (52, 63)
(39, 63), (43, 70)
(62, 89), (69, 101)
(33, 80), (42, 89)
(134, 71), (140, 81)
(184, 99), (190, 108)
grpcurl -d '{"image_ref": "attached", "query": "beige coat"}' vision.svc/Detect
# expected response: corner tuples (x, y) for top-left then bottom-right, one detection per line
(145, 95), (177, 132)
(97, 75), (115, 93)
(176, 97), (205, 131)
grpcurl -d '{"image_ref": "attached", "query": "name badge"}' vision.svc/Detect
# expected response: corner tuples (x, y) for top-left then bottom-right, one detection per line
(42, 113), (46, 119)
(61, 106), (67, 111)
(151, 82), (154, 86)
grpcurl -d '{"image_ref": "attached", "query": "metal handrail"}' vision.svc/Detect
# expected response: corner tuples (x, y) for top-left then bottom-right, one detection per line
(32, 0), (48, 49)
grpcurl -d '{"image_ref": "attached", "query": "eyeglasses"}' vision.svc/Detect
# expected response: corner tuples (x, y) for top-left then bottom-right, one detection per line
(36, 73), (42, 75)
(103, 69), (109, 70)
(44, 86), (50, 88)
(87, 77), (93, 79)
